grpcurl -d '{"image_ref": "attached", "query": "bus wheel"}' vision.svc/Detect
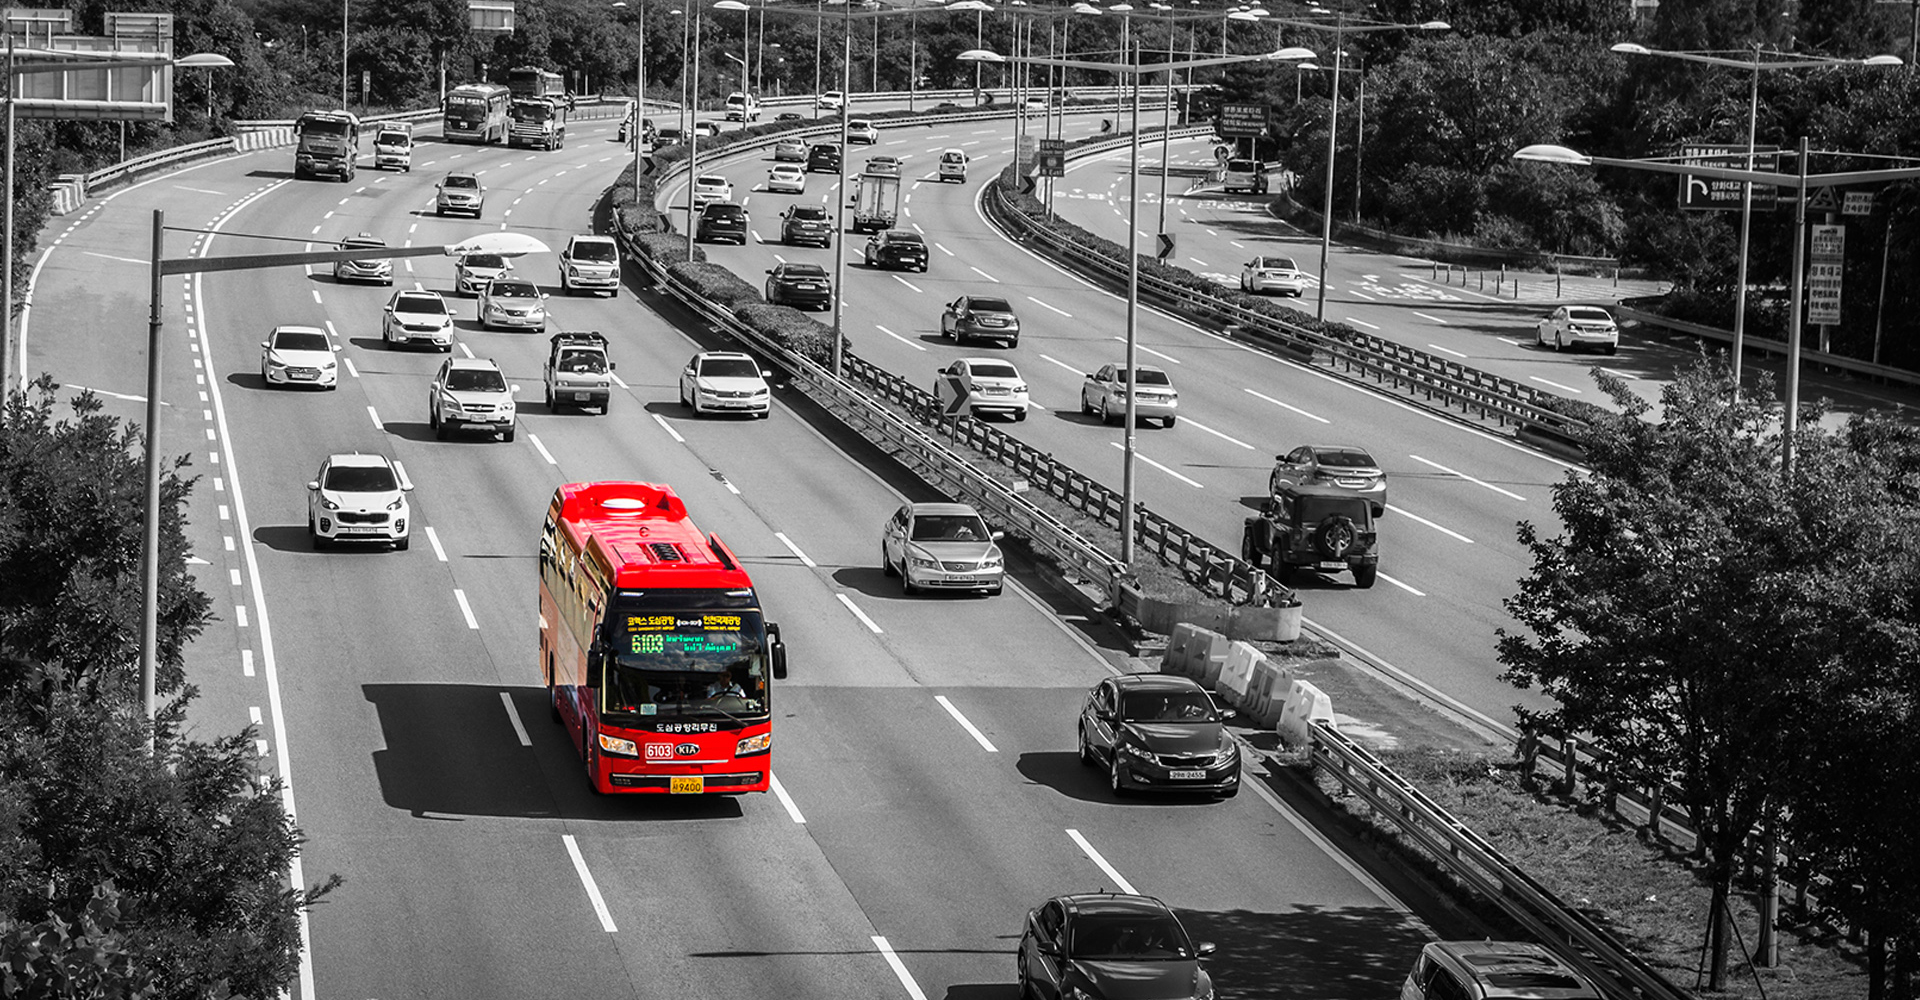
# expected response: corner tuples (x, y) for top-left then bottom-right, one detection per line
(584, 736), (604, 795)
(549, 685), (562, 724)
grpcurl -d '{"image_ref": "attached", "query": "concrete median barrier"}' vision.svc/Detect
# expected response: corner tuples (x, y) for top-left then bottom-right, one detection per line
(1278, 680), (1335, 746)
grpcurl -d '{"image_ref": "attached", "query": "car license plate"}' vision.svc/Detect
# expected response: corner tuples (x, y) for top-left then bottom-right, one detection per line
(292, 372), (316, 380)
(669, 775), (704, 794)
(1319, 561), (1348, 571)
(1168, 770), (1206, 780)
(573, 392), (590, 401)
(341, 526), (381, 535)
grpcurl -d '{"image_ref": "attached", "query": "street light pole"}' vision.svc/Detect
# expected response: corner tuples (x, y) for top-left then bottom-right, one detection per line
(830, 13), (851, 376)
(1783, 136), (1808, 478)
(687, 8), (702, 261)
(341, 0), (349, 108)
(1313, 35), (1341, 320)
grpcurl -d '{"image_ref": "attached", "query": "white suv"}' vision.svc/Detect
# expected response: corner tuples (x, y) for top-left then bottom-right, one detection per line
(558, 234), (621, 297)
(307, 453), (412, 550)
(429, 357), (518, 441)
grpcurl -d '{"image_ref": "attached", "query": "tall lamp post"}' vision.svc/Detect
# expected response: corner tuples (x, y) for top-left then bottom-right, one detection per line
(1267, 13), (1447, 322)
(612, 1), (648, 202)
(1514, 142), (1920, 478)
(1609, 43), (1899, 397)
(963, 42), (1315, 563)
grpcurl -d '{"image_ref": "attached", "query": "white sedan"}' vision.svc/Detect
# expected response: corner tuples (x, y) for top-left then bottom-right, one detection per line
(934, 357), (1029, 421)
(1240, 255), (1308, 296)
(692, 174), (734, 209)
(259, 325), (338, 390)
(766, 163), (807, 194)
(1537, 305), (1620, 354)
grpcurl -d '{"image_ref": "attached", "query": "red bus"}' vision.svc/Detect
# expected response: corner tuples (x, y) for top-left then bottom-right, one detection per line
(540, 481), (788, 795)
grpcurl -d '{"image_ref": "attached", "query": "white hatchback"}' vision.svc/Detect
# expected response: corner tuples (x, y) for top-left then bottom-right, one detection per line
(847, 119), (879, 144)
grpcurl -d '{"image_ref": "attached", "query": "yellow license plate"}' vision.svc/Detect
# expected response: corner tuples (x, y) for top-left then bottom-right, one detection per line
(669, 776), (704, 795)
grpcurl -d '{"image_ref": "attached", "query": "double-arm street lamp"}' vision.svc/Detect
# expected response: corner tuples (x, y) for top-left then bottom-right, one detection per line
(963, 42), (1315, 564)
(1514, 142), (1920, 478)
(1609, 43), (1899, 396)
(1255, 12), (1447, 321)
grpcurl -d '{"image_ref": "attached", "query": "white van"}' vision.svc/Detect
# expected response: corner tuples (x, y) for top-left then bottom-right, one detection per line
(725, 92), (761, 122)
(938, 148), (968, 183)
(1222, 157), (1269, 194)
(373, 123), (413, 172)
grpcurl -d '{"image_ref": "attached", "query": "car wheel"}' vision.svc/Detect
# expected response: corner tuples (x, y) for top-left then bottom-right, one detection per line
(549, 685), (563, 724)
(1536, 325), (1547, 347)
(1078, 723), (1098, 766)
(882, 544), (897, 577)
(1102, 400), (1117, 426)
(1162, 415), (1177, 428)
(435, 415), (449, 440)
(544, 383), (554, 409)
(1555, 332), (1566, 353)
(1352, 563), (1378, 589)
(308, 516), (327, 550)
(583, 736), (604, 796)
(428, 406), (439, 430)
(679, 384), (691, 409)
(1109, 754), (1129, 796)
(1080, 392), (1094, 416)
(1605, 344), (1619, 356)
(901, 562), (918, 596)
(503, 426), (516, 443)
(395, 535), (410, 552)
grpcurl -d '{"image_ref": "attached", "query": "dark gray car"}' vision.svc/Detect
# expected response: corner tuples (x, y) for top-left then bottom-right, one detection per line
(1018, 894), (1216, 1000)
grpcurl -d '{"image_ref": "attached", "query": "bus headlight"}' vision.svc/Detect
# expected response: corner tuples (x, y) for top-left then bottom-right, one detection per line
(736, 733), (772, 756)
(597, 733), (638, 756)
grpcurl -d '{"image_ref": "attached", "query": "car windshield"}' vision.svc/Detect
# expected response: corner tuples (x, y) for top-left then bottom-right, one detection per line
(970, 298), (1014, 313)
(1117, 368), (1171, 386)
(1314, 450), (1376, 469)
(1228, 159), (1258, 172)
(790, 207), (827, 221)
(781, 265), (828, 279)
(559, 350), (607, 374)
(324, 465), (397, 492)
(462, 254), (506, 270)
(707, 206), (745, 219)
(1068, 914), (1194, 960)
(273, 331), (329, 352)
(697, 176), (728, 188)
(444, 175), (478, 190)
(911, 514), (991, 542)
(571, 242), (617, 262)
(395, 296), (446, 315)
(446, 368), (507, 392)
(377, 130), (409, 144)
(491, 281), (537, 298)
(702, 357), (762, 378)
(1259, 257), (1298, 270)
(970, 363), (1020, 380)
(1121, 690), (1216, 722)
(888, 232), (925, 245)
(343, 237), (385, 250)
(1568, 307), (1612, 322)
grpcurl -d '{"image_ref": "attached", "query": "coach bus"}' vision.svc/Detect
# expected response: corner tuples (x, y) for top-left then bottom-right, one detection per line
(507, 66), (568, 107)
(443, 82), (511, 143)
(540, 481), (788, 795)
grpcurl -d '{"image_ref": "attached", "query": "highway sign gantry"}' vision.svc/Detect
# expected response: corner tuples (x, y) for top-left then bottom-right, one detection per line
(1679, 144), (1779, 211)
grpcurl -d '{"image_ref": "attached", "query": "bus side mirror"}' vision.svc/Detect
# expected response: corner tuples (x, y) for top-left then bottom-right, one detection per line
(585, 640), (605, 688)
(767, 622), (788, 680)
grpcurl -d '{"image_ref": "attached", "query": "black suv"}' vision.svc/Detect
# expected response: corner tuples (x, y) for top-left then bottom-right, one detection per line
(696, 202), (749, 245)
(780, 205), (832, 248)
(806, 142), (843, 173)
(1241, 484), (1378, 589)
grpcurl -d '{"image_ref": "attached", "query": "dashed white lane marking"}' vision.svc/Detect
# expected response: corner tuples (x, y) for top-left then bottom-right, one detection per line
(1378, 572), (1425, 596)
(344, 358), (360, 378)
(1110, 336), (1180, 364)
(770, 773), (806, 823)
(1037, 353), (1083, 377)
(1109, 441), (1203, 488)
(652, 413), (686, 442)
(1244, 388), (1330, 424)
(774, 532), (817, 567)
(562, 835), (618, 932)
(242, 649), (254, 677)
(1529, 375), (1583, 394)
(1408, 454), (1526, 502)
(934, 695), (998, 752)
(1181, 416), (1253, 449)
(1066, 829), (1138, 894)
(529, 433), (557, 465)
(366, 406), (383, 430)
(1344, 316), (1380, 330)
(453, 589), (480, 629)
(872, 936), (931, 1000)
(1427, 343), (1468, 359)
(1027, 296), (1071, 317)
(1385, 503), (1474, 544)
(425, 526), (448, 561)
(1413, 311), (1449, 325)
(969, 265), (1000, 282)
(837, 593), (884, 633)
(501, 692), (532, 746)
(891, 275), (924, 293)
(875, 324), (925, 350)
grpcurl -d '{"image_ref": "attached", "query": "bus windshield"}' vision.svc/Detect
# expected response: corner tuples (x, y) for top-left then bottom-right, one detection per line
(605, 610), (768, 719)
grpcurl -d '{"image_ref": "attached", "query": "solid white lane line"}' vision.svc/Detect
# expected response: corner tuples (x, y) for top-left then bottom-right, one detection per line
(425, 526), (448, 562)
(875, 324), (926, 350)
(1377, 572), (1425, 596)
(838, 593), (883, 633)
(1344, 316), (1380, 330)
(1427, 343), (1468, 359)
(873, 937), (931, 1000)
(1065, 829), (1138, 894)
(501, 691), (532, 746)
(1413, 311), (1449, 325)
(1108, 441), (1203, 487)
(1244, 388), (1330, 424)
(529, 432), (558, 465)
(1027, 295), (1071, 317)
(1178, 416), (1254, 449)
(770, 772), (807, 823)
(561, 835), (618, 932)
(1529, 375), (1582, 394)
(453, 589), (481, 629)
(652, 412), (686, 443)
(934, 695), (998, 752)
(775, 532), (817, 567)
(1408, 454), (1526, 501)
(1385, 504), (1474, 544)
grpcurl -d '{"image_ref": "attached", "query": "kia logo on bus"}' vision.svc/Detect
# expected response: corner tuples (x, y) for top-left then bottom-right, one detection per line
(676, 743), (700, 756)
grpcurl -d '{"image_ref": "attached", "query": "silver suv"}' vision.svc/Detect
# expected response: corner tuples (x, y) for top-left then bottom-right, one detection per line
(435, 171), (485, 217)
(543, 332), (614, 414)
(428, 356), (518, 441)
(1401, 941), (1602, 1000)
(559, 234), (621, 297)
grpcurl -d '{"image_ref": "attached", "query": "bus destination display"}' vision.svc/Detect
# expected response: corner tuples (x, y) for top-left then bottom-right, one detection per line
(626, 614), (744, 655)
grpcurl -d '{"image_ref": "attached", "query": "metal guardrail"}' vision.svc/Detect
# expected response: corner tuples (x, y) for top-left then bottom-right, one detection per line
(1310, 721), (1695, 1000)
(1615, 304), (1920, 391)
(989, 136), (1594, 442)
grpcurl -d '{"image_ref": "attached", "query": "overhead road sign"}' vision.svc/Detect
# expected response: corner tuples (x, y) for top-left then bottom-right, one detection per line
(8, 11), (178, 122)
(1678, 144), (1778, 211)
(1217, 103), (1267, 139)
(469, 0), (515, 33)
(1843, 191), (1874, 216)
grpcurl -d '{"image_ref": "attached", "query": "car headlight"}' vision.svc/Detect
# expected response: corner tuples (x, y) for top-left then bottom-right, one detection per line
(736, 733), (771, 755)
(1119, 743), (1155, 761)
(981, 555), (1003, 569)
(597, 733), (639, 756)
(266, 356), (287, 369)
(751, 388), (769, 397)
(907, 553), (938, 569)
(319, 498), (339, 511)
(322, 361), (337, 370)
(386, 498), (406, 511)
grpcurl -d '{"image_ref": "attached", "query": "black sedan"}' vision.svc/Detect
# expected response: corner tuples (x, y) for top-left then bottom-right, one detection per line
(765, 262), (833, 310)
(1078, 673), (1240, 797)
(863, 229), (929, 272)
(1018, 893), (1216, 1000)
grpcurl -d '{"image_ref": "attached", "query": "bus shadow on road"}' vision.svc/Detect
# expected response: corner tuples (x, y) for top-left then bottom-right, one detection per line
(363, 682), (747, 821)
